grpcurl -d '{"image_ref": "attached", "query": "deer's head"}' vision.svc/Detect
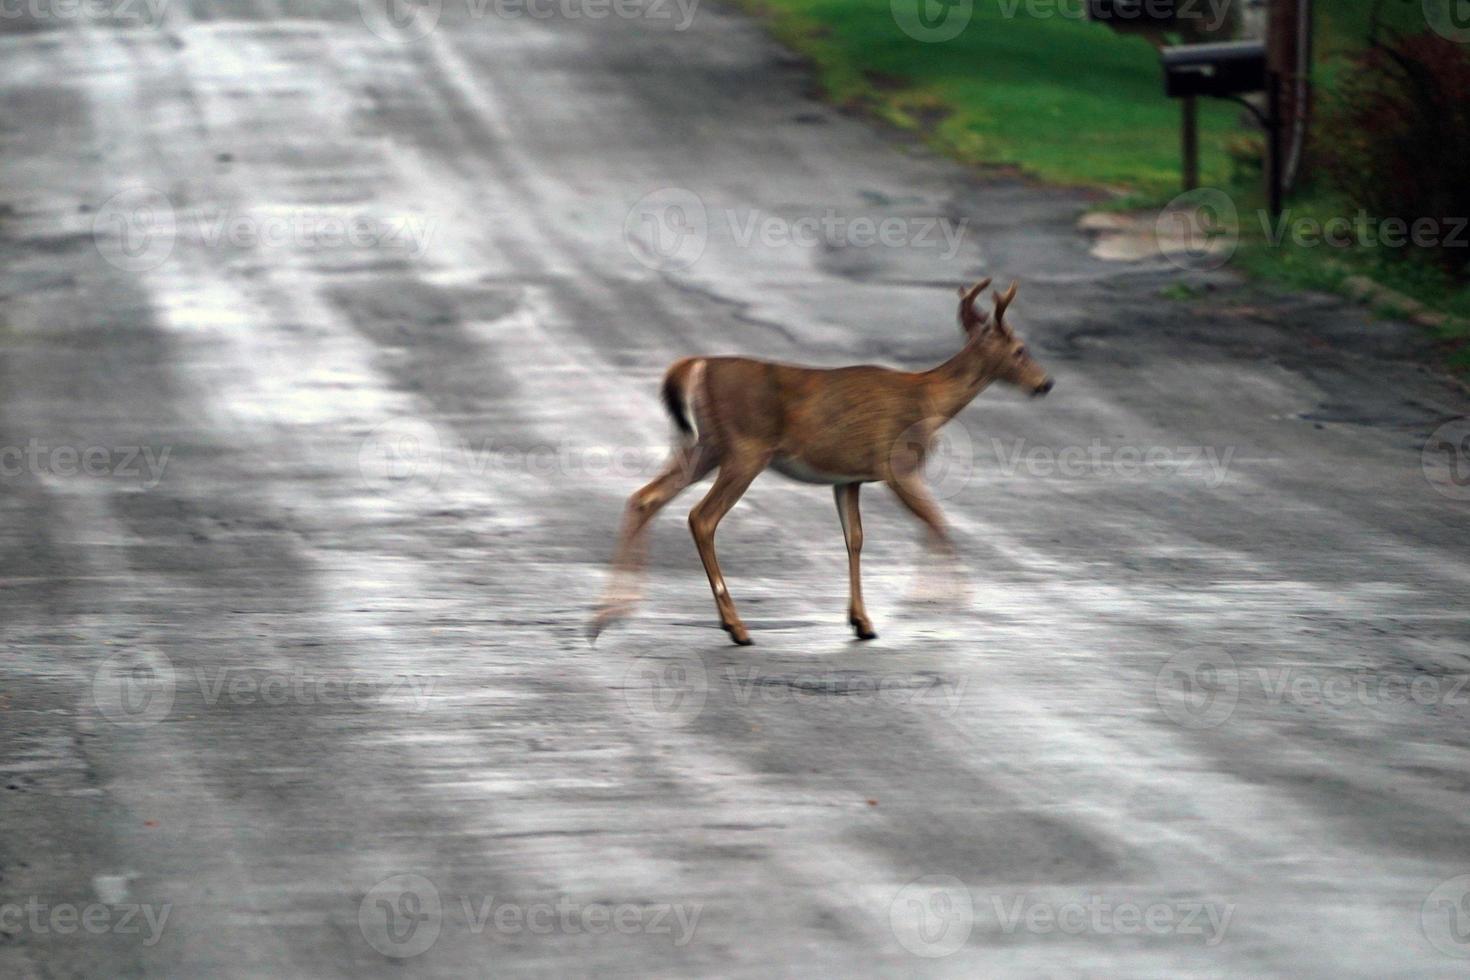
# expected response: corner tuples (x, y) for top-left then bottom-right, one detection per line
(958, 278), (1053, 397)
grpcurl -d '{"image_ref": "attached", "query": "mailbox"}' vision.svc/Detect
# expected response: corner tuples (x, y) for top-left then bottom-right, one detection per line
(1086, 0), (1180, 30)
(1161, 41), (1268, 98)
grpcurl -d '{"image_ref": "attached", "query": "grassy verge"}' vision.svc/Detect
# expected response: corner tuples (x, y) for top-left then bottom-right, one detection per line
(733, 0), (1470, 358)
(740, 0), (1240, 195)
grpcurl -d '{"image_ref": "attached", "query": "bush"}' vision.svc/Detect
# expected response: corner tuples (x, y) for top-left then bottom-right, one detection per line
(1314, 31), (1470, 276)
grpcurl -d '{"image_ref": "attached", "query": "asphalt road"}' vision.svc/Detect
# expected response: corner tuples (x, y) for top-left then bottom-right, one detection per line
(3, 0), (1470, 976)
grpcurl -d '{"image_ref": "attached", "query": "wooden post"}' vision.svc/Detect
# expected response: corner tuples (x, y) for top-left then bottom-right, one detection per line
(1265, 73), (1283, 219)
(1266, 0), (1309, 189)
(1181, 95), (1199, 191)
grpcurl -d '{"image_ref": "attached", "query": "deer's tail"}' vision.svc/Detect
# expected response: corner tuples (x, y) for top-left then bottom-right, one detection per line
(660, 358), (704, 440)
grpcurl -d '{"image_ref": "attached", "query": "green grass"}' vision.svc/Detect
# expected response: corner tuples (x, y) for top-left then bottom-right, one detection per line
(741, 0), (1242, 195)
(734, 0), (1469, 352)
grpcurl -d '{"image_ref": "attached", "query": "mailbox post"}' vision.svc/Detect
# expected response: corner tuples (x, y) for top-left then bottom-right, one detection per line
(1160, 41), (1283, 218)
(1084, 0), (1204, 192)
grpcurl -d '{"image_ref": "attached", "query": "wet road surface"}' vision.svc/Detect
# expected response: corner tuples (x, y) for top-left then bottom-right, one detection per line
(3, 0), (1470, 976)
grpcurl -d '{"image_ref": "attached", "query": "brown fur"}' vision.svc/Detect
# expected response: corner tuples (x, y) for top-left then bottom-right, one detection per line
(591, 279), (1052, 645)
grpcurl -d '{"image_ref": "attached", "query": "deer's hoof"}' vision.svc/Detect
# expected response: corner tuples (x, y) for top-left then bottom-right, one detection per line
(723, 622), (753, 646)
(852, 623), (878, 641)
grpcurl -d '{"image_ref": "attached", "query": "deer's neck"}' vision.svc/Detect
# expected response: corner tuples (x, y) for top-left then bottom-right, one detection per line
(925, 341), (996, 420)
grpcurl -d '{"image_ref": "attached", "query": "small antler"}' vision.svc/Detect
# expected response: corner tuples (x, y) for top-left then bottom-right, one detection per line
(956, 277), (993, 333)
(992, 280), (1018, 322)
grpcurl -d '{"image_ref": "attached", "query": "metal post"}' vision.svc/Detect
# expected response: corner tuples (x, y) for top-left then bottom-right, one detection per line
(1181, 95), (1199, 191)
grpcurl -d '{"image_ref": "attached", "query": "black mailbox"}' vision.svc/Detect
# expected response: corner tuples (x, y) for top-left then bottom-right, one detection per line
(1086, 0), (1179, 30)
(1161, 41), (1268, 98)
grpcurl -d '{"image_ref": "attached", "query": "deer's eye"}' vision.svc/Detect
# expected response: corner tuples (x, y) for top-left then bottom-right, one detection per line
(1014, 347), (1027, 359)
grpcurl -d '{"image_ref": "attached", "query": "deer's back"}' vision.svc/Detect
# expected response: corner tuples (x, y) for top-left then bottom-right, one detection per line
(693, 356), (931, 479)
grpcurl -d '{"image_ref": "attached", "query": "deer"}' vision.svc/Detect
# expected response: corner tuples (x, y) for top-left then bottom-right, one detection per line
(590, 278), (1052, 646)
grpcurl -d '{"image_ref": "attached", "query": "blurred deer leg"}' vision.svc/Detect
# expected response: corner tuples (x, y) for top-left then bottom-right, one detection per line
(887, 475), (969, 606)
(689, 451), (767, 646)
(835, 483), (877, 640)
(590, 445), (714, 642)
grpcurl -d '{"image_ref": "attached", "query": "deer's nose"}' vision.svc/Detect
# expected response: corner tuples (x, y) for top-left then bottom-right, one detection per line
(1034, 378), (1054, 397)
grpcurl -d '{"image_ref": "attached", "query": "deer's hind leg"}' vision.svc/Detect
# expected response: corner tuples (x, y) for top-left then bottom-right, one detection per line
(590, 443), (716, 642)
(689, 447), (769, 646)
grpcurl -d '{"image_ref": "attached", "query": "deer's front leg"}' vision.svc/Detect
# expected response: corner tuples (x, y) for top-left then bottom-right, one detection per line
(689, 453), (767, 646)
(835, 483), (877, 640)
(886, 474), (969, 606)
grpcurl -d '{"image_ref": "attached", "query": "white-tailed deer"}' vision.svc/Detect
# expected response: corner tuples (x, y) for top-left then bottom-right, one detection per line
(591, 279), (1052, 646)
